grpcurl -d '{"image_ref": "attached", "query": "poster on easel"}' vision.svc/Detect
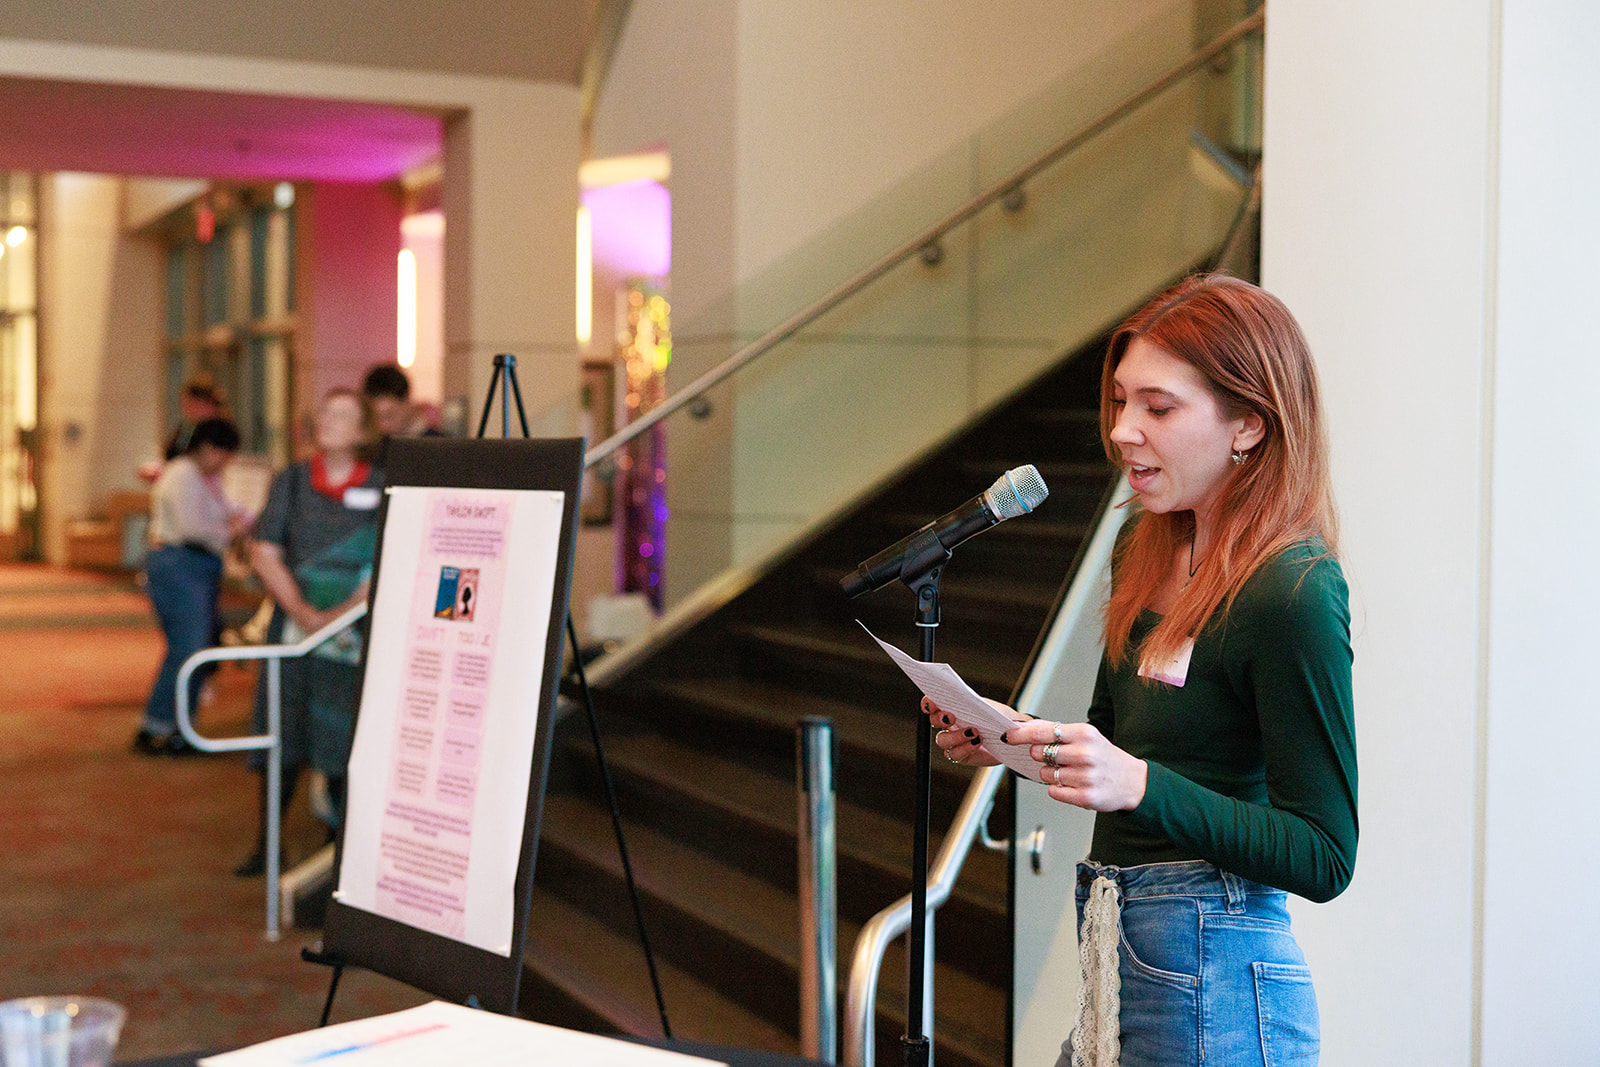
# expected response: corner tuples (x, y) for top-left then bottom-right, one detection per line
(322, 437), (584, 1014)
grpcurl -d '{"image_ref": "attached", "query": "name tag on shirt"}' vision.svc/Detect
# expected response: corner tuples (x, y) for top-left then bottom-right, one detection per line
(343, 486), (381, 510)
(1139, 638), (1194, 687)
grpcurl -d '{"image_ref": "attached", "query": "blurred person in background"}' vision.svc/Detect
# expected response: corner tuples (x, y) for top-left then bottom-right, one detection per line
(134, 417), (246, 756)
(361, 362), (440, 447)
(235, 389), (383, 876)
(139, 377), (226, 483)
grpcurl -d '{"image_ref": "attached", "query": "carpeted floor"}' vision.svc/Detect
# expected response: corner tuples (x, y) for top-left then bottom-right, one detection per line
(0, 564), (431, 1062)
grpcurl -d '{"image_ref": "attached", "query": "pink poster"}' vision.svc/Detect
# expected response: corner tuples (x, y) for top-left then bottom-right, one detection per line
(367, 497), (510, 937)
(338, 485), (566, 955)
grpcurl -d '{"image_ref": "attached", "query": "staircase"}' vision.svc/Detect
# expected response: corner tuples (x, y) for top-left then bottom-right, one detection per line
(517, 335), (1115, 1067)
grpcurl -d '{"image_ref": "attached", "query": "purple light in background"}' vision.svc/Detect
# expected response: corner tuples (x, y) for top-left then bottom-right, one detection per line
(583, 180), (671, 279)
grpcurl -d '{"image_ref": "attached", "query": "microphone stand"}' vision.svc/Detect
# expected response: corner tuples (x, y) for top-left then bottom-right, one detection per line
(890, 528), (954, 1067)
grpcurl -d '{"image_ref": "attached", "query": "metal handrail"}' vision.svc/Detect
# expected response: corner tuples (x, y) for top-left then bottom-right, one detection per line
(173, 601), (369, 941)
(581, 8), (1264, 473)
(843, 765), (1005, 1066)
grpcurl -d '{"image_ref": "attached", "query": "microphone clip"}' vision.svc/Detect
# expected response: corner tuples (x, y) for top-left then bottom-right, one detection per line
(895, 528), (950, 626)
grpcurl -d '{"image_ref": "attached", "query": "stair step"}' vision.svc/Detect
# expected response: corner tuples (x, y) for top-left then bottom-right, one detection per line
(520, 888), (797, 1051)
(627, 674), (979, 821)
(532, 797), (1008, 1067)
(546, 329), (1141, 1067)
(554, 727), (1008, 923)
(727, 622), (1024, 700)
(815, 563), (1064, 616)
(957, 458), (1111, 485)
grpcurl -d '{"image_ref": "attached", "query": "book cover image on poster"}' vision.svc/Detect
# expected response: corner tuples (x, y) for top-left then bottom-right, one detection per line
(455, 569), (478, 622)
(434, 566), (460, 618)
(433, 566), (480, 621)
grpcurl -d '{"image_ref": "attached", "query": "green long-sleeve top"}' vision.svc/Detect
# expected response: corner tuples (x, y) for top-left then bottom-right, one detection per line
(1087, 541), (1358, 902)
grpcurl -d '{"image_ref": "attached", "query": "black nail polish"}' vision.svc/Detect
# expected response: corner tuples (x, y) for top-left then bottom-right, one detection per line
(1000, 731), (1009, 744)
(964, 729), (977, 739)
(942, 715), (953, 725)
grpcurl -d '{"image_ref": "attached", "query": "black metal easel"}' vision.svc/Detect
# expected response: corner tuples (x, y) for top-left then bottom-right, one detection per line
(475, 354), (673, 1039)
(307, 354), (671, 1038)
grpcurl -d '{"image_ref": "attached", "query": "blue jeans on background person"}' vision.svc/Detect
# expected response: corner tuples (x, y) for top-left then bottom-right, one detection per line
(141, 543), (222, 738)
(1059, 859), (1320, 1067)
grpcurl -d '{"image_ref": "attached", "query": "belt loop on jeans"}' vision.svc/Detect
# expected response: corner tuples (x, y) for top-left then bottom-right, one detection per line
(1220, 868), (1247, 913)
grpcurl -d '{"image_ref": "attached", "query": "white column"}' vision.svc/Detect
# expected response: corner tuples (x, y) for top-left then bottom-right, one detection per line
(1479, 2), (1600, 1061)
(1264, 2), (1600, 1062)
(442, 85), (581, 434)
(38, 174), (163, 563)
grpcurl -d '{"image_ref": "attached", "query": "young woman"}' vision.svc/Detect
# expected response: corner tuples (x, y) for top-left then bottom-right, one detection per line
(135, 416), (245, 756)
(927, 275), (1356, 1066)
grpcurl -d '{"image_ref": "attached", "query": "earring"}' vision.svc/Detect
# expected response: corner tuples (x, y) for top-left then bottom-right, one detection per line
(1231, 448), (1248, 465)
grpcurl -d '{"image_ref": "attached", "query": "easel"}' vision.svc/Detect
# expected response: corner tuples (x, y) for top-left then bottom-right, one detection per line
(304, 355), (668, 1036)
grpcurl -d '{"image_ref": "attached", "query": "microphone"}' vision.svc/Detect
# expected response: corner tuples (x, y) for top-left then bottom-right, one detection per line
(840, 464), (1049, 597)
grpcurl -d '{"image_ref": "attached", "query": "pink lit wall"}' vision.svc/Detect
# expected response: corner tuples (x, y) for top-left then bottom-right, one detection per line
(584, 179), (671, 279)
(583, 179), (670, 353)
(295, 181), (403, 424)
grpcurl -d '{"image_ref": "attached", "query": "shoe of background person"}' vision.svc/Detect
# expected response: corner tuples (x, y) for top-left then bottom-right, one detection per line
(233, 849), (266, 878)
(131, 728), (170, 757)
(232, 847), (288, 878)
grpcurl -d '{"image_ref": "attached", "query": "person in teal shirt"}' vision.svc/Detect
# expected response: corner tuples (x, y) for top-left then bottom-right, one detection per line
(929, 275), (1355, 1066)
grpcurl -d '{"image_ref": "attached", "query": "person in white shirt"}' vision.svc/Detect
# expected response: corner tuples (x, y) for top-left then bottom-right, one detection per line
(135, 417), (246, 756)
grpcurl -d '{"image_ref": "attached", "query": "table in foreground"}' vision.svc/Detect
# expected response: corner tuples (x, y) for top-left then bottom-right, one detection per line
(121, 1034), (828, 1067)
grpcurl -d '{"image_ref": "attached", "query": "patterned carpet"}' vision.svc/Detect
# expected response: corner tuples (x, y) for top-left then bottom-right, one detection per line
(0, 564), (430, 1062)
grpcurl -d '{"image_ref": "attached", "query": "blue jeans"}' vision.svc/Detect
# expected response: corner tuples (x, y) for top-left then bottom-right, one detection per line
(1058, 859), (1320, 1067)
(142, 544), (222, 735)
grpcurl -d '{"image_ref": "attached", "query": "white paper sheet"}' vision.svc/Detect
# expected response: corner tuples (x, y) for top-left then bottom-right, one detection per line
(859, 622), (1044, 781)
(335, 487), (566, 955)
(199, 1001), (726, 1067)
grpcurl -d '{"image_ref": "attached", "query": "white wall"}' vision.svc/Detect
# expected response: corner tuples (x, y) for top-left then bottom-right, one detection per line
(596, 0), (1184, 325)
(1265, 2), (1600, 1062)
(731, 0), (1178, 280)
(1480, 2), (1600, 1060)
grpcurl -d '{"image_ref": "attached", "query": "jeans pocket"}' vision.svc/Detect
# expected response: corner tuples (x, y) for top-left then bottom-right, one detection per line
(1117, 897), (1200, 991)
(1252, 961), (1320, 1067)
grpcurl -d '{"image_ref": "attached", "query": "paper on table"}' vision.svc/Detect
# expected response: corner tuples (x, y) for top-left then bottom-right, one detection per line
(859, 622), (1044, 782)
(199, 1001), (726, 1067)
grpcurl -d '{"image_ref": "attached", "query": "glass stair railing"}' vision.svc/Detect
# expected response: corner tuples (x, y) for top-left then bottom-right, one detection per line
(561, 1), (1262, 652)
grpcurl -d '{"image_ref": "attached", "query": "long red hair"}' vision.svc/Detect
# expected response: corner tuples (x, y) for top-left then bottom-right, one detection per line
(1100, 274), (1339, 671)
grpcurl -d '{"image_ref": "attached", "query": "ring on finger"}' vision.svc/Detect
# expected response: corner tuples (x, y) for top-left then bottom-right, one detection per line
(946, 748), (964, 765)
(1042, 742), (1059, 768)
(1052, 722), (1064, 743)
(1052, 766), (1062, 786)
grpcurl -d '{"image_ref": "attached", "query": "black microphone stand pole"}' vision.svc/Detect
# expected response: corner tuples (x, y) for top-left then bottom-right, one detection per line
(893, 529), (953, 1067)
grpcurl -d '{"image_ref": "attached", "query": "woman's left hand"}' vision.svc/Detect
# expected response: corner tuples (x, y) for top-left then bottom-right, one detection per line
(1003, 719), (1148, 812)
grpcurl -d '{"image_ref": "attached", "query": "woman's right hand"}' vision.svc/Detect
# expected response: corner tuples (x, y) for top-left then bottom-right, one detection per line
(921, 697), (1002, 768)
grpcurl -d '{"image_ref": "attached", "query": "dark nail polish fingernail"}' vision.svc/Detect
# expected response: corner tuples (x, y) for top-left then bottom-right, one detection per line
(965, 729), (977, 739)
(1000, 732), (1009, 744)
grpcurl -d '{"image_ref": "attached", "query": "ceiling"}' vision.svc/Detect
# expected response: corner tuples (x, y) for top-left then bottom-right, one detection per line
(0, 0), (594, 85)
(0, 0), (635, 184)
(0, 76), (445, 183)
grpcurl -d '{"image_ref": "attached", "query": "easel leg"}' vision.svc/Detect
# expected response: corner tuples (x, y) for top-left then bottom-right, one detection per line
(301, 946), (346, 1027)
(564, 613), (673, 1039)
